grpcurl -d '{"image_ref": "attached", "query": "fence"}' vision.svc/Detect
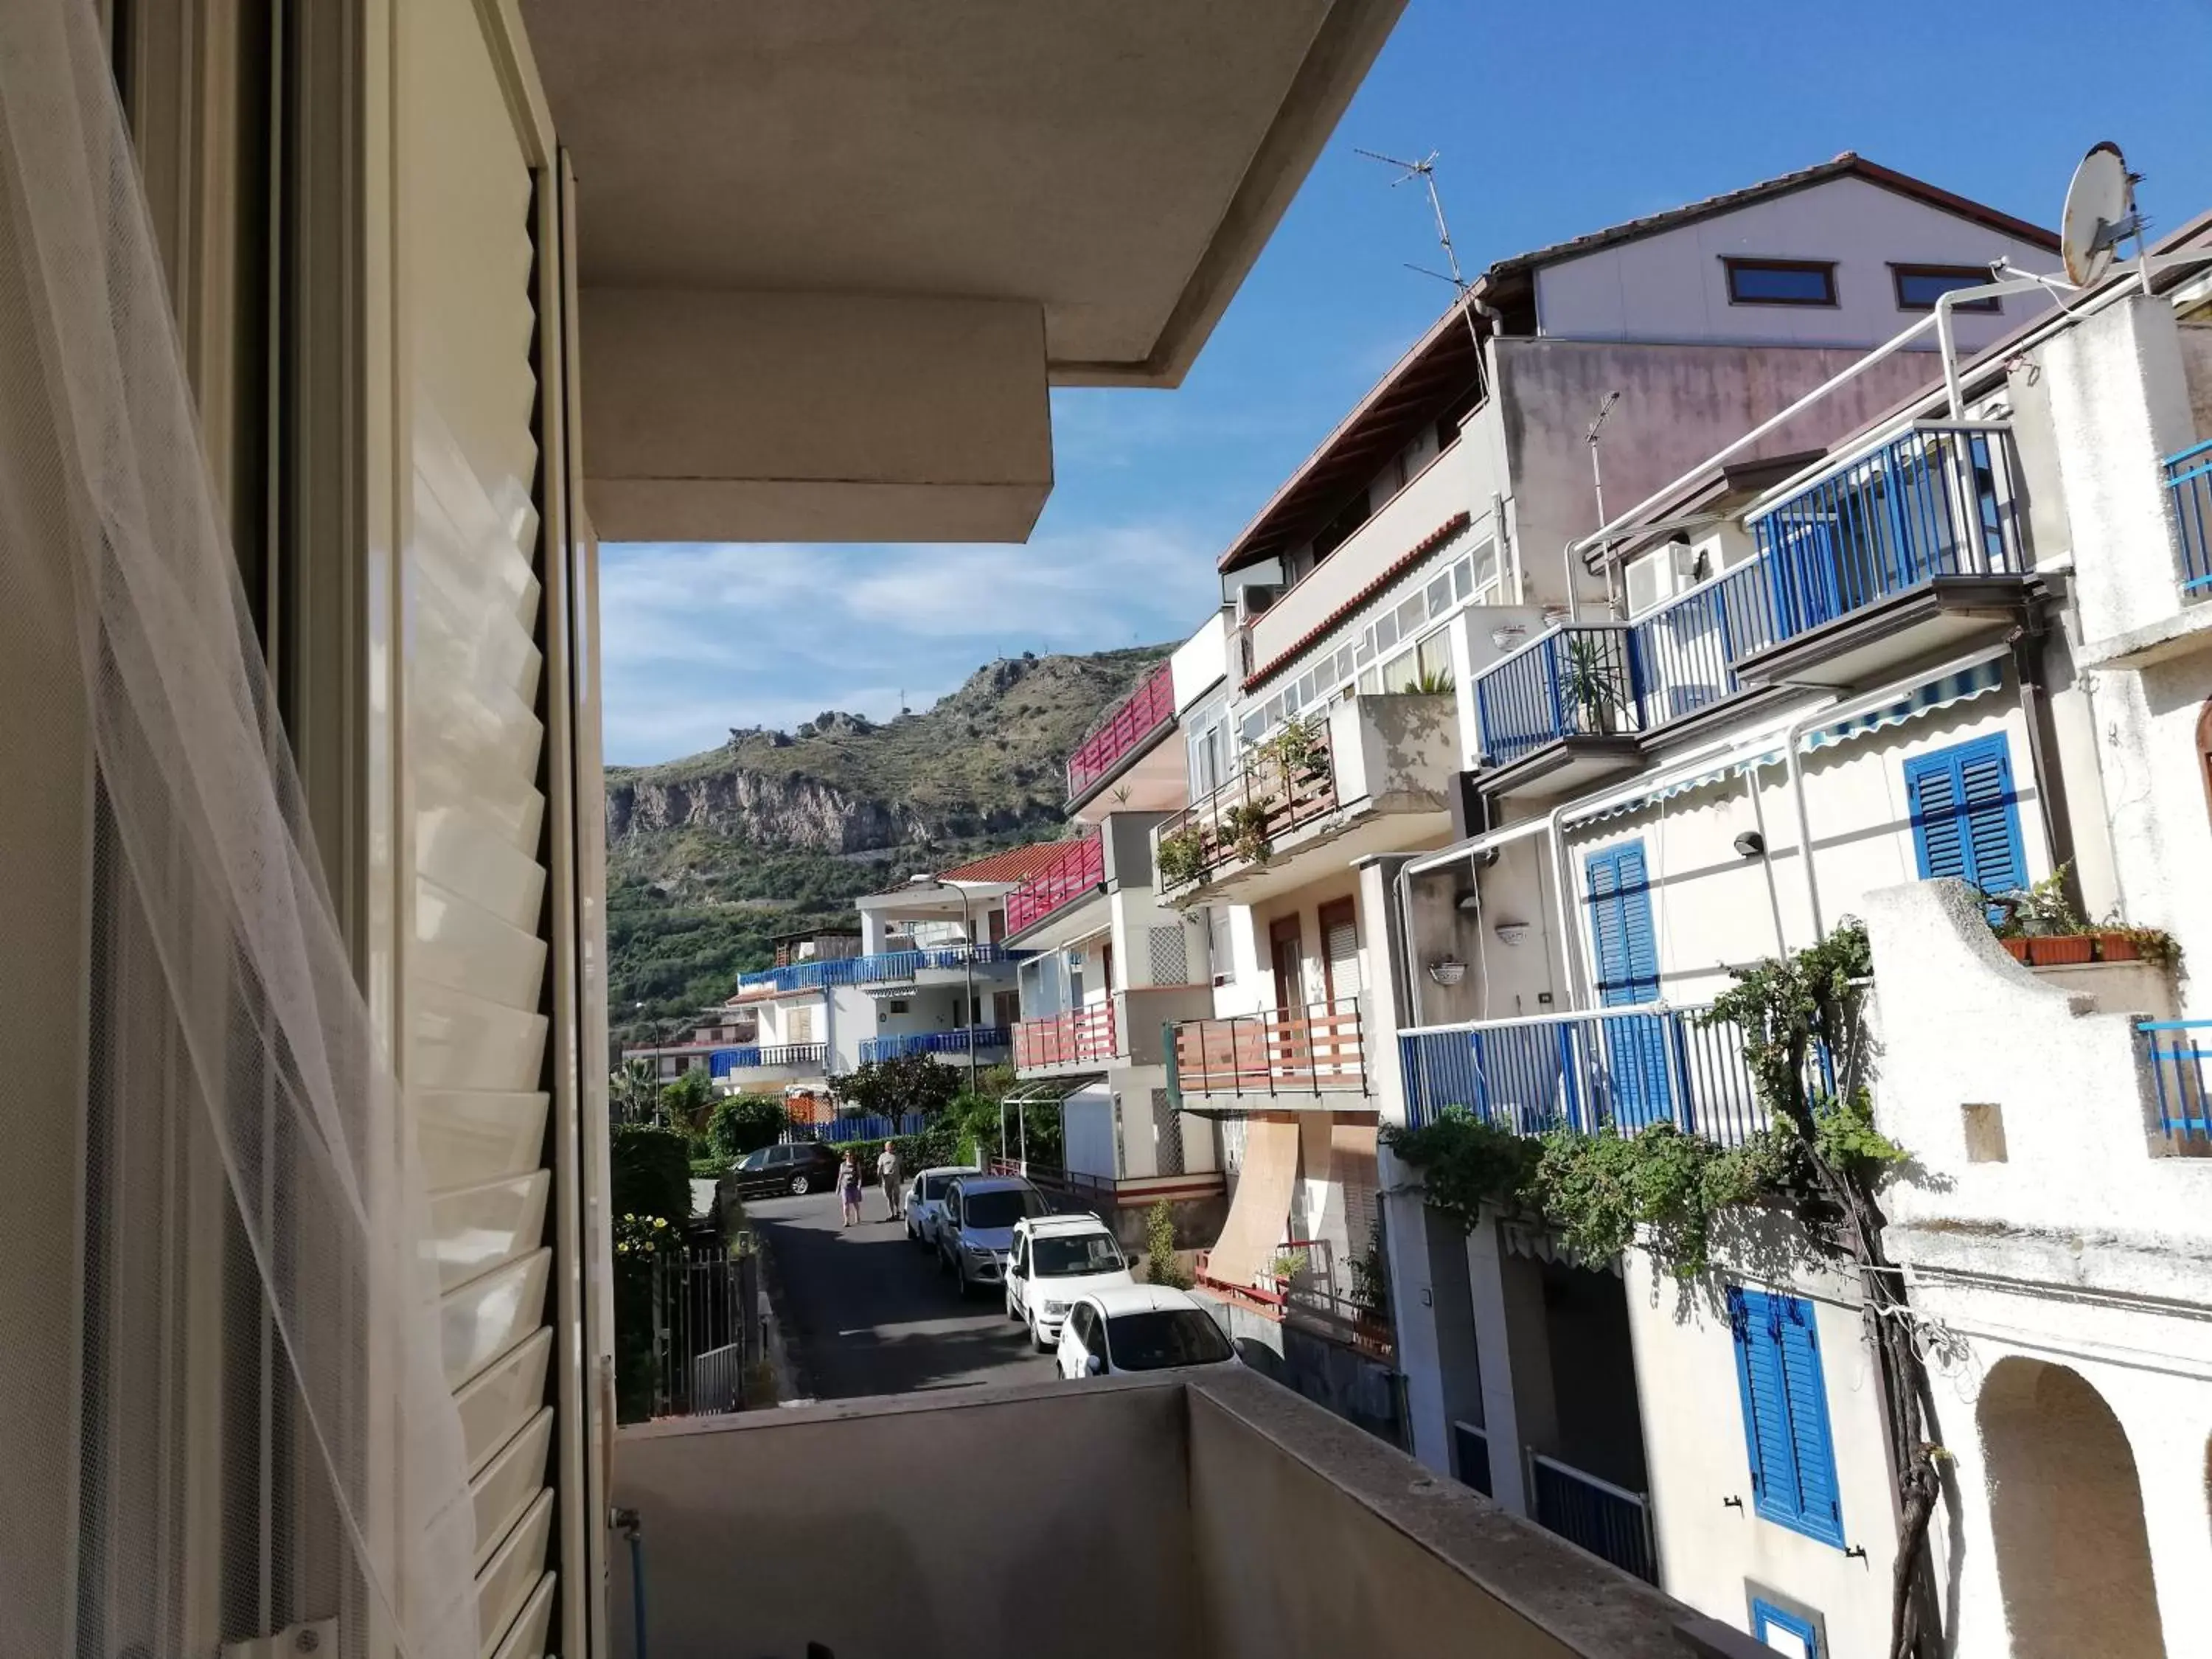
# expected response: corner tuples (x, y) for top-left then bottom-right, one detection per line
(788, 1112), (930, 1144)
(1152, 724), (1338, 888)
(1450, 1421), (1494, 1497)
(710, 1042), (828, 1078)
(1014, 1001), (1118, 1069)
(1005, 835), (1107, 935)
(2166, 437), (2212, 598)
(1172, 998), (1366, 1097)
(1396, 1004), (1827, 1147)
(2140, 1020), (2212, 1147)
(1472, 423), (2026, 766)
(737, 942), (1028, 995)
(644, 1248), (762, 1419)
(1067, 659), (1176, 800)
(860, 1025), (1012, 1063)
(1528, 1453), (1658, 1585)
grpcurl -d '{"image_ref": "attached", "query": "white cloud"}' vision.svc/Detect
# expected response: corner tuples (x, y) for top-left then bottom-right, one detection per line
(597, 523), (1221, 766)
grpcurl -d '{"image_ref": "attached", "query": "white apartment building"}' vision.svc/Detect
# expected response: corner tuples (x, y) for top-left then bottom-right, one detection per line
(1003, 644), (1228, 1237)
(1376, 176), (2212, 1657)
(1143, 157), (2062, 1428)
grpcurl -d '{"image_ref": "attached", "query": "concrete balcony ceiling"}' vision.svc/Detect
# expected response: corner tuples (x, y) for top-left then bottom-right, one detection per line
(520, 0), (1406, 542)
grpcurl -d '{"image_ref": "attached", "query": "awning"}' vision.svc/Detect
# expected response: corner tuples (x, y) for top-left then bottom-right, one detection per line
(1003, 1075), (1105, 1107)
(1205, 1114), (1302, 1290)
(1565, 660), (2007, 826)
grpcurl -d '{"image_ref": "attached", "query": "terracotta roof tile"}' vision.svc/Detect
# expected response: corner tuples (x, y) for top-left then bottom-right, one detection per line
(936, 843), (1078, 885)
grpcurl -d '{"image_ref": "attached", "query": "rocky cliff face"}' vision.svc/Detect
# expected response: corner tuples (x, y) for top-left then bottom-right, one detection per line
(604, 767), (925, 854)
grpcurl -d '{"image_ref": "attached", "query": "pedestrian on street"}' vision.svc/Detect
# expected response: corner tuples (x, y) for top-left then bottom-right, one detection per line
(837, 1150), (862, 1228)
(877, 1141), (903, 1221)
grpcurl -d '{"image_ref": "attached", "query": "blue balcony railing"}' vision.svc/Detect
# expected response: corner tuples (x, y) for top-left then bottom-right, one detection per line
(1474, 625), (1644, 766)
(2140, 1019), (2212, 1146)
(1528, 1454), (1658, 1586)
(2166, 437), (2212, 599)
(737, 942), (1030, 994)
(1748, 422), (2023, 631)
(709, 1042), (828, 1077)
(858, 1026), (1014, 1064)
(1472, 424), (2026, 767)
(1396, 1004), (1831, 1147)
(790, 1113), (930, 1145)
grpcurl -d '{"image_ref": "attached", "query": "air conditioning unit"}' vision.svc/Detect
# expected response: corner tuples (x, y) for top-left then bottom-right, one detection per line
(1236, 582), (1281, 625)
(1624, 543), (1705, 617)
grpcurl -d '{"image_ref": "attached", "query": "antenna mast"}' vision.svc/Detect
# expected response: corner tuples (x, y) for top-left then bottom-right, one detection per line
(1354, 147), (1484, 352)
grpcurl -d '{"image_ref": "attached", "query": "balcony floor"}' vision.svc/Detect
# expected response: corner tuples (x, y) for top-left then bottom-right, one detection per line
(1733, 574), (2039, 689)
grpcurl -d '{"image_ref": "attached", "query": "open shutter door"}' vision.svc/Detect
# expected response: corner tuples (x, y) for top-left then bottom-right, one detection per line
(405, 7), (558, 1655)
(1956, 742), (2025, 898)
(1907, 760), (1968, 883)
(1728, 1289), (1798, 1521)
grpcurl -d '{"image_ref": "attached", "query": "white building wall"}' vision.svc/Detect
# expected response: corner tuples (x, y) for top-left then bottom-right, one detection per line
(1533, 175), (2056, 353)
(1624, 1248), (1902, 1659)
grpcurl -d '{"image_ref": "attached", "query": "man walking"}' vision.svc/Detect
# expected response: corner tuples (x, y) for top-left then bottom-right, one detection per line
(877, 1141), (904, 1222)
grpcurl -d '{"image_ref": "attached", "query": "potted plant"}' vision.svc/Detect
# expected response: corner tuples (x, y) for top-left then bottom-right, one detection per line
(2093, 919), (2183, 970)
(1258, 714), (1327, 799)
(1268, 1248), (1310, 1293)
(1155, 823), (1207, 888)
(1991, 868), (2090, 964)
(1558, 635), (1624, 737)
(1222, 799), (1275, 866)
(1349, 1229), (1392, 1354)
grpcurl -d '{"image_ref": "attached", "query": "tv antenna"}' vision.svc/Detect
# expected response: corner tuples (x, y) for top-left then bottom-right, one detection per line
(1354, 147), (1484, 350)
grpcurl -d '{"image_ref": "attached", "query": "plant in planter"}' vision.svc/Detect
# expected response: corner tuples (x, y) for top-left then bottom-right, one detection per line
(1258, 714), (1327, 797)
(1558, 636), (1625, 736)
(1268, 1248), (1310, 1287)
(1155, 824), (1207, 888)
(2097, 919), (2183, 971)
(1222, 800), (1275, 866)
(1410, 667), (1456, 695)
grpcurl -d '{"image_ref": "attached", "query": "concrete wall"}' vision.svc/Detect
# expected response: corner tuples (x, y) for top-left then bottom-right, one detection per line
(1330, 691), (1457, 813)
(1531, 175), (2055, 353)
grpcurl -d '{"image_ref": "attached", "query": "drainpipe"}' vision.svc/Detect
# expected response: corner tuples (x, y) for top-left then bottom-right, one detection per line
(2011, 618), (2081, 914)
(1546, 798), (1582, 1009)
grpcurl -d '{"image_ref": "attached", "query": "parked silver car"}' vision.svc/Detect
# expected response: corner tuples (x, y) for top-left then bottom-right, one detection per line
(903, 1164), (981, 1251)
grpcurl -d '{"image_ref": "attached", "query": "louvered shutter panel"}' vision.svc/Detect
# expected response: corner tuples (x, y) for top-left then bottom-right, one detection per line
(1586, 851), (1630, 1004)
(1586, 844), (1660, 1008)
(1776, 1298), (1844, 1543)
(1955, 742), (2025, 898)
(1729, 1289), (1798, 1519)
(1615, 844), (1661, 1004)
(1324, 911), (1362, 1000)
(1906, 759), (1968, 883)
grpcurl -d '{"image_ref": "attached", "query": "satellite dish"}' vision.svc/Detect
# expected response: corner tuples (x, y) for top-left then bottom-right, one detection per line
(2062, 142), (2141, 287)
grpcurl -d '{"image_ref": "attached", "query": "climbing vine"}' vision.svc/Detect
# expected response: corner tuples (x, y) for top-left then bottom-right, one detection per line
(1386, 920), (1940, 1659)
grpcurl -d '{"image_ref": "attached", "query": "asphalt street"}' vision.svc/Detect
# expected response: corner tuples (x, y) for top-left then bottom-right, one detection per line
(748, 1189), (1057, 1400)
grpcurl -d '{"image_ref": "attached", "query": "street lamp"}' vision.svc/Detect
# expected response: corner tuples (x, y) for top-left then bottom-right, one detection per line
(908, 872), (981, 1099)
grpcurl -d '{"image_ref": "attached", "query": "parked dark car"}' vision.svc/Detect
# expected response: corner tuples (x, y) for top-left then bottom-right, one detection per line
(728, 1140), (845, 1198)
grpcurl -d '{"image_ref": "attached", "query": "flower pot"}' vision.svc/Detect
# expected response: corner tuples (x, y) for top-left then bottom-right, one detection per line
(2093, 931), (2141, 963)
(1998, 937), (2031, 962)
(2025, 935), (2094, 967)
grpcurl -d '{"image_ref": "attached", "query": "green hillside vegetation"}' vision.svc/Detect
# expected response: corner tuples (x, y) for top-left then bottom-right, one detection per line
(608, 644), (1172, 1037)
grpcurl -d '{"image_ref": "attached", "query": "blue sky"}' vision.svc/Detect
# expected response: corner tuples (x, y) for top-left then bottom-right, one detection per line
(599, 0), (2212, 766)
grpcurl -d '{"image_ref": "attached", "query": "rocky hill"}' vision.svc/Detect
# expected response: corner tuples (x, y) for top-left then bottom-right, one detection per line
(607, 644), (1172, 1032)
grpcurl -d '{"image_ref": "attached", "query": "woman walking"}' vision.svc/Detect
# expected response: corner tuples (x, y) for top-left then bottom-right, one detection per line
(837, 1149), (863, 1228)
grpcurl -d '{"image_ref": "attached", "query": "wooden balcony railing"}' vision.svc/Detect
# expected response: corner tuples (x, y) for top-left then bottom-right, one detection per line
(1172, 998), (1366, 1096)
(1013, 1001), (1119, 1071)
(1066, 661), (1176, 801)
(1153, 726), (1337, 891)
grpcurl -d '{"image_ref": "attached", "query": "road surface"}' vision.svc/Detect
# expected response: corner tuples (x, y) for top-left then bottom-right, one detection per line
(747, 1189), (1057, 1400)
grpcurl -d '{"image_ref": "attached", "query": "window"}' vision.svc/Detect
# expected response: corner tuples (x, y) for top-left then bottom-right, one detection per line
(1728, 1288), (1845, 1546)
(1750, 1597), (1823, 1658)
(1903, 734), (2026, 907)
(1382, 647), (1416, 691)
(1891, 262), (1997, 313)
(1416, 631), (1452, 687)
(1723, 257), (1837, 307)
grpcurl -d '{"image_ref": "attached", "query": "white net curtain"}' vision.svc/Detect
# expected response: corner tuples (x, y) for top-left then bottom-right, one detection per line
(0, 4), (479, 1657)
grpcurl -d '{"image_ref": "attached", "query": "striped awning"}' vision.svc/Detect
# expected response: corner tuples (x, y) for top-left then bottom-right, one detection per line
(1565, 660), (2007, 827)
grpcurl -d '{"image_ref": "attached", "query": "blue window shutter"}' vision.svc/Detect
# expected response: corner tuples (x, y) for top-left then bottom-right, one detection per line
(1585, 842), (1660, 1009)
(1775, 1297), (1845, 1543)
(1905, 735), (2026, 905)
(1728, 1289), (1794, 1510)
(1615, 844), (1660, 1001)
(1729, 1287), (1846, 1547)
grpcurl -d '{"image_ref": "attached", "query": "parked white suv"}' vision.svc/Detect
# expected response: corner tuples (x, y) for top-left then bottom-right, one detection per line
(1005, 1215), (1133, 1350)
(904, 1164), (980, 1251)
(1056, 1284), (1239, 1380)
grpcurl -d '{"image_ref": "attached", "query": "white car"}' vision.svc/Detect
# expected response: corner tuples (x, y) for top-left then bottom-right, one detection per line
(1055, 1284), (1240, 1380)
(1004, 1214), (1133, 1351)
(903, 1164), (979, 1251)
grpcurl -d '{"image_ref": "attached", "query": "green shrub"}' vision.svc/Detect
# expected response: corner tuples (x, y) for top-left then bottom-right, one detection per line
(611, 1124), (691, 1226)
(1145, 1199), (1192, 1290)
(709, 1093), (787, 1159)
(829, 1052), (964, 1118)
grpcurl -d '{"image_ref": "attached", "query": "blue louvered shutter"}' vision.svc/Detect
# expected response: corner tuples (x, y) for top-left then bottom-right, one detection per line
(1775, 1297), (1844, 1543)
(1729, 1287), (1846, 1546)
(1585, 843), (1660, 1009)
(1905, 737), (2026, 914)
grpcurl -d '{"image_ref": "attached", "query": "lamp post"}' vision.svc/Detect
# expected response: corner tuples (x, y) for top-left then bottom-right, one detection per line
(907, 872), (981, 1098)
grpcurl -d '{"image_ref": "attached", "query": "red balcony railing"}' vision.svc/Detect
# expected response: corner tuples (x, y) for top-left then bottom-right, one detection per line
(1013, 1001), (1119, 1071)
(1065, 661), (1176, 801)
(1172, 998), (1366, 1095)
(1004, 833), (1106, 936)
(1153, 726), (1337, 890)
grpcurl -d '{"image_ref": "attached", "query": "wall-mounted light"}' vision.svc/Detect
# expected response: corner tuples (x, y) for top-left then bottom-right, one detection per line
(1427, 959), (1467, 987)
(1455, 891), (1482, 913)
(1732, 830), (1766, 859)
(1489, 623), (1528, 652)
(1494, 921), (1532, 947)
